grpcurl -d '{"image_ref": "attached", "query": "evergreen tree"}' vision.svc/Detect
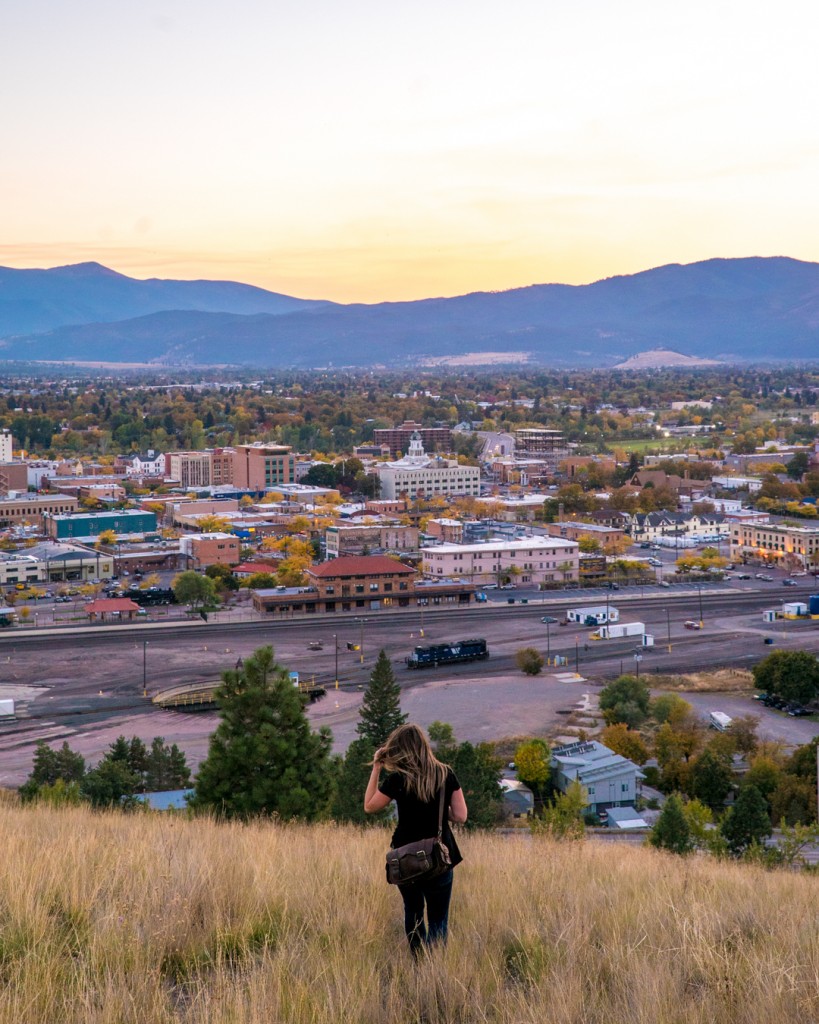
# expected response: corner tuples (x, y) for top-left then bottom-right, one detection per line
(720, 784), (773, 856)
(144, 737), (191, 791)
(331, 738), (381, 825)
(189, 646), (334, 821)
(450, 740), (503, 830)
(81, 759), (140, 808)
(648, 794), (693, 855)
(20, 741), (85, 801)
(356, 649), (406, 748)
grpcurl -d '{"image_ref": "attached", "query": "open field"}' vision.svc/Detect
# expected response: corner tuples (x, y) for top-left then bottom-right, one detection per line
(646, 668), (756, 693)
(1, 803), (817, 1024)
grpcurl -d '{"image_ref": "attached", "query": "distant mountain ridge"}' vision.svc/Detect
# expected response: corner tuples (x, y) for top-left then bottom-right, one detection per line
(3, 256), (819, 367)
(0, 261), (329, 336)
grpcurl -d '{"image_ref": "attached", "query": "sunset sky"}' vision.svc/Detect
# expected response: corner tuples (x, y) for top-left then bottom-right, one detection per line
(3, 0), (819, 303)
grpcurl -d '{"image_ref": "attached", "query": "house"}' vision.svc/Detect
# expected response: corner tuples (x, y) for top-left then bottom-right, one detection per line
(550, 740), (644, 814)
(500, 779), (534, 819)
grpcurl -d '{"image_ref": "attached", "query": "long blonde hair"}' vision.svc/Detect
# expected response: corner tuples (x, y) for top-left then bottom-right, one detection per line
(379, 723), (448, 802)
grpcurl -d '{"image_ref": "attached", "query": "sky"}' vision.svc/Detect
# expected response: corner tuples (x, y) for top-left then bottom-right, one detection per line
(3, 0), (819, 303)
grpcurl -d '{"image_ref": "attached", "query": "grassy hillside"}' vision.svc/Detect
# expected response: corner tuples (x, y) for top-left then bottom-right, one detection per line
(1, 803), (817, 1024)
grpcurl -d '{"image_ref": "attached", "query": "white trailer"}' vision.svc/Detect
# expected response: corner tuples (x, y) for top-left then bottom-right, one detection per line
(709, 711), (732, 732)
(567, 605), (619, 625)
(0, 699), (15, 719)
(596, 621), (645, 640)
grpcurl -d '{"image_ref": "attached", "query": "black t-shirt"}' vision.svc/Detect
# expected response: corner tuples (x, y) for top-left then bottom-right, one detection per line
(379, 767), (463, 868)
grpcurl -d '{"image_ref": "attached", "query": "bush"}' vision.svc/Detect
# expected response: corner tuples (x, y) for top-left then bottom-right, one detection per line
(515, 647), (544, 676)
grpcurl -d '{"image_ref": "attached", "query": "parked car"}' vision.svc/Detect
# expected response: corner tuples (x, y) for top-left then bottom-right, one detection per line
(755, 573), (774, 581)
(648, 558), (663, 567)
(541, 616), (559, 624)
(639, 542), (651, 549)
(790, 570), (807, 577)
(658, 580), (670, 588)
(783, 579), (797, 586)
(788, 706), (812, 717)
(500, 583), (517, 590)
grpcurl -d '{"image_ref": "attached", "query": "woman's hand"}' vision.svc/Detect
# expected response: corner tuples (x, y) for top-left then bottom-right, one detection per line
(373, 747), (384, 768)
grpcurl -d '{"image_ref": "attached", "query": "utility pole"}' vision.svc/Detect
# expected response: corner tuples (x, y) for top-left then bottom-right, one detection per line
(666, 607), (672, 652)
(142, 640), (148, 698)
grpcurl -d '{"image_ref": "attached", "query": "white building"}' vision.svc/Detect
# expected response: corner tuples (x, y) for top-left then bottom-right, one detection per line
(0, 430), (12, 462)
(550, 740), (644, 815)
(421, 535), (579, 586)
(377, 434), (480, 502)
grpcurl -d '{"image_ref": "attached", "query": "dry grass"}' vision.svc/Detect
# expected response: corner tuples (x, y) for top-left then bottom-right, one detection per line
(647, 668), (755, 693)
(1, 805), (818, 1023)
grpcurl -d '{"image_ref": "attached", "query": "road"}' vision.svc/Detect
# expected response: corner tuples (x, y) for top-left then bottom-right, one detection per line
(0, 584), (817, 785)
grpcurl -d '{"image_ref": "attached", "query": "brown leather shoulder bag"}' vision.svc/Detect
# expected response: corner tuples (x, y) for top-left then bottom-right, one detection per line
(385, 785), (452, 885)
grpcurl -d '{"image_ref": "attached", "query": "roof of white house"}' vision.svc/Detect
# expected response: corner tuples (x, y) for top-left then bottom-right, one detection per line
(551, 740), (644, 783)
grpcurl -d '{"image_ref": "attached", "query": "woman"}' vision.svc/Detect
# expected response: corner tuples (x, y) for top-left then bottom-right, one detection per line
(364, 723), (468, 954)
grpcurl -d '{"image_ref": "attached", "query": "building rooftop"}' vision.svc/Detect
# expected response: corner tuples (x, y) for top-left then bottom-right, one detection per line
(308, 556), (416, 578)
(425, 536), (578, 554)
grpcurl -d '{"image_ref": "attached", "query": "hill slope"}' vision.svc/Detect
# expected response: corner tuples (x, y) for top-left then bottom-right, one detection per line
(0, 261), (329, 336)
(4, 256), (819, 366)
(1, 802), (817, 1024)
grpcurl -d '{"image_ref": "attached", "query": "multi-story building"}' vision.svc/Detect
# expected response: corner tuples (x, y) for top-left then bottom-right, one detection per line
(0, 429), (13, 462)
(0, 462), (28, 496)
(513, 429), (567, 474)
(210, 448), (235, 486)
(0, 493), (78, 528)
(232, 444), (295, 491)
(180, 532), (240, 567)
(167, 451), (213, 489)
(324, 523), (418, 559)
(729, 522), (819, 570)
(551, 740), (644, 815)
(45, 509), (157, 540)
(544, 521), (626, 551)
(252, 554), (476, 615)
(373, 421), (452, 458)
(378, 434), (480, 502)
(421, 535), (579, 586)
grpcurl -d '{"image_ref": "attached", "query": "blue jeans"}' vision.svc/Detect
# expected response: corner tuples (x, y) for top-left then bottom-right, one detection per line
(398, 868), (453, 954)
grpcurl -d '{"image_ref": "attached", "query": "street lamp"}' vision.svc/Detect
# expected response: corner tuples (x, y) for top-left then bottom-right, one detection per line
(542, 616), (558, 665)
(698, 585), (704, 629)
(575, 636), (579, 674)
(355, 617), (368, 666)
(333, 633), (339, 689)
(666, 607), (672, 652)
(142, 640), (149, 697)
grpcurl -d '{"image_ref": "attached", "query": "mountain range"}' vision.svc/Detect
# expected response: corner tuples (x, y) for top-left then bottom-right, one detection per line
(2, 256), (819, 368)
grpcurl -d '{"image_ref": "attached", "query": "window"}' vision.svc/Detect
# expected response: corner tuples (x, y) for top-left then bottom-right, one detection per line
(369, 583), (378, 592)
(355, 585), (364, 594)
(621, 783), (629, 793)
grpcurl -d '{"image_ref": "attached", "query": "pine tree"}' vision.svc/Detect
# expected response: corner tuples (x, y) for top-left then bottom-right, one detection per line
(648, 793), (693, 855)
(720, 784), (772, 856)
(450, 740), (503, 830)
(331, 738), (380, 825)
(356, 649), (406, 748)
(189, 646), (334, 821)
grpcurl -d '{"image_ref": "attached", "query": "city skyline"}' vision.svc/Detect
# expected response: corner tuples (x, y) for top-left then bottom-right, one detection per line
(4, 0), (819, 303)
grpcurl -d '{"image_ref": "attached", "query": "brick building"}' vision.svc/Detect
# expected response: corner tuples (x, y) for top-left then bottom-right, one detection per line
(373, 421), (452, 458)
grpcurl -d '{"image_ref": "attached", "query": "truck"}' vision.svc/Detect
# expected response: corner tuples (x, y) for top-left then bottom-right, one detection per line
(709, 711), (732, 732)
(594, 621), (645, 640)
(566, 605), (619, 626)
(406, 638), (488, 669)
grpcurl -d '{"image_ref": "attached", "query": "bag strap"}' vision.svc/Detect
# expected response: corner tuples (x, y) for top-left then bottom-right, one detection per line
(436, 780), (446, 839)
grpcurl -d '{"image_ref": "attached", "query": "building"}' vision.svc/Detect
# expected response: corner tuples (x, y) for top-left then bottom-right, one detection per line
(0, 429), (12, 462)
(377, 434), (480, 502)
(421, 535), (579, 586)
(425, 518), (465, 544)
(232, 444), (295, 491)
(210, 448), (235, 487)
(513, 429), (567, 473)
(550, 740), (644, 815)
(167, 451), (214, 489)
(123, 450), (165, 477)
(729, 522), (819, 570)
(544, 521), (627, 550)
(631, 511), (728, 545)
(373, 421), (452, 458)
(0, 553), (44, 586)
(252, 554), (476, 615)
(0, 493), (79, 528)
(324, 523), (419, 559)
(179, 532), (241, 567)
(23, 540), (115, 582)
(45, 509), (157, 540)
(0, 462), (29, 496)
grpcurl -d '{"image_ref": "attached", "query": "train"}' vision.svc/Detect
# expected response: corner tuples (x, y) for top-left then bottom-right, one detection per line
(406, 638), (489, 670)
